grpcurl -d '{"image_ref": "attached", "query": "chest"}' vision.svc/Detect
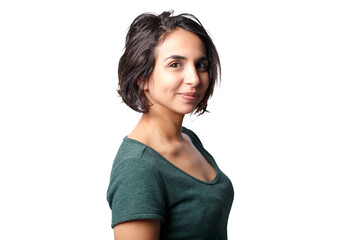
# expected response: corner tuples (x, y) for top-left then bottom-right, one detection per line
(158, 165), (234, 239)
(160, 142), (217, 182)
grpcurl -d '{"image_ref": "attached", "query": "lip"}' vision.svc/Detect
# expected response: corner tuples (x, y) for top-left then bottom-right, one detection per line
(178, 92), (199, 102)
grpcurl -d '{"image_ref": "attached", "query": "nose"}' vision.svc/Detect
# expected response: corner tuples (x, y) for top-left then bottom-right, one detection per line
(184, 65), (201, 86)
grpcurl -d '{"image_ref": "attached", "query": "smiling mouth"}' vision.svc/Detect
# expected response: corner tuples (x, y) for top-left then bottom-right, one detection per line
(178, 92), (199, 102)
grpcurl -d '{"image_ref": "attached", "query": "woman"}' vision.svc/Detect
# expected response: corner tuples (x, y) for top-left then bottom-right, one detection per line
(107, 11), (234, 240)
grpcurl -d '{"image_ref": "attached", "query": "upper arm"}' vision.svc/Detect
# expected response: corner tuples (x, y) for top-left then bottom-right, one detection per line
(107, 157), (166, 228)
(114, 219), (161, 240)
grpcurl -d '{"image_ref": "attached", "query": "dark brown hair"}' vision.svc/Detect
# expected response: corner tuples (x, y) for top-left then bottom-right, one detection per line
(117, 10), (221, 115)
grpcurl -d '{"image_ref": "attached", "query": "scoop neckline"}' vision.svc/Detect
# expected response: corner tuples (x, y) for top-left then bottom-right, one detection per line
(124, 129), (220, 185)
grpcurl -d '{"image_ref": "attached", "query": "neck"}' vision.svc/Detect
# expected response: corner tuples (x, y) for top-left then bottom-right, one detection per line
(130, 109), (186, 144)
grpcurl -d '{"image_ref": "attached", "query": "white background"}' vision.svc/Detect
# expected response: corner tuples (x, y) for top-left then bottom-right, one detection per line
(1, 0), (359, 239)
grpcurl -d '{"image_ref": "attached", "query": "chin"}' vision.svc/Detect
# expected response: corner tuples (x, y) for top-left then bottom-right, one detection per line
(176, 106), (198, 115)
(152, 102), (198, 115)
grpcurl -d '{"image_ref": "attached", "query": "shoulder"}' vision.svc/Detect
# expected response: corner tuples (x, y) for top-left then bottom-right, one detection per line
(109, 137), (166, 180)
(110, 138), (153, 174)
(108, 139), (166, 199)
(116, 137), (148, 160)
(107, 140), (167, 227)
(107, 140), (166, 208)
(182, 126), (203, 146)
(108, 155), (164, 198)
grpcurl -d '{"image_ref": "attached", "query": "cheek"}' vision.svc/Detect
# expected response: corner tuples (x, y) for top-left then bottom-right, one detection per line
(157, 72), (183, 90)
(201, 73), (210, 89)
(147, 75), (176, 99)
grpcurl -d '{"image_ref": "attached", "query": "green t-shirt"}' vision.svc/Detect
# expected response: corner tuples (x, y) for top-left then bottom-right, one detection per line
(107, 127), (234, 239)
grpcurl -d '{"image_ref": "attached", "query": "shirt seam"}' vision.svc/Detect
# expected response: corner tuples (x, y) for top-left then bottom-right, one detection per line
(112, 212), (165, 227)
(142, 147), (170, 205)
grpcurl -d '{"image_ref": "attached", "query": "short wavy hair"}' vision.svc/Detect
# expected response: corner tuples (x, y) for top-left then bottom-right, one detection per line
(117, 11), (221, 115)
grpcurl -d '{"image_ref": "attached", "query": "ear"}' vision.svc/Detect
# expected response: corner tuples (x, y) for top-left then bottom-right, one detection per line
(143, 80), (149, 91)
(138, 78), (149, 91)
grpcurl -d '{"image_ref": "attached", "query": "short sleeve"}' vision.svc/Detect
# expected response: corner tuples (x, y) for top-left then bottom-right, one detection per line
(106, 157), (166, 228)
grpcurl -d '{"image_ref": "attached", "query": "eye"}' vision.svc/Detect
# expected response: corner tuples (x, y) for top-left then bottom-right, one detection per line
(196, 62), (208, 72)
(169, 61), (182, 68)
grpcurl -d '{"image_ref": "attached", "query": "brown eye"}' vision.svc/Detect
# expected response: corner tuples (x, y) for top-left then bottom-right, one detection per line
(169, 61), (182, 68)
(196, 62), (208, 71)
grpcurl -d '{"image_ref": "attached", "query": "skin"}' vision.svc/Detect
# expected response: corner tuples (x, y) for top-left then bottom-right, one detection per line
(114, 220), (161, 240)
(114, 28), (216, 240)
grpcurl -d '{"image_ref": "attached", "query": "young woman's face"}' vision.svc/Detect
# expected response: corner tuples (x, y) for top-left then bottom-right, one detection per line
(144, 28), (209, 116)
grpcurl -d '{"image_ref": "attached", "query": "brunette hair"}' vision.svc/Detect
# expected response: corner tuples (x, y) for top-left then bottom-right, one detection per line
(117, 10), (221, 115)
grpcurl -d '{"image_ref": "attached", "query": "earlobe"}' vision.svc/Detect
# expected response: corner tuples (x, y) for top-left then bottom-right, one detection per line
(142, 80), (150, 91)
(137, 79), (149, 91)
(143, 81), (149, 91)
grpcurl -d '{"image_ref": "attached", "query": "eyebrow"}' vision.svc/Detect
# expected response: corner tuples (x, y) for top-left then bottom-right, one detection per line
(164, 55), (208, 62)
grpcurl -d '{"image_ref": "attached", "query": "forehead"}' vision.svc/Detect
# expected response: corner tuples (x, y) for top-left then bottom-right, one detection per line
(154, 28), (206, 60)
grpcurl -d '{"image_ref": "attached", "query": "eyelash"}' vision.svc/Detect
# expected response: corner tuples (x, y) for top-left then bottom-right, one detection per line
(169, 61), (182, 68)
(196, 62), (208, 71)
(168, 61), (208, 71)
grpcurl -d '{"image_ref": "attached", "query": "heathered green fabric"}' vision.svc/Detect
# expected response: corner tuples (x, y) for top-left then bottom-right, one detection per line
(107, 127), (234, 240)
